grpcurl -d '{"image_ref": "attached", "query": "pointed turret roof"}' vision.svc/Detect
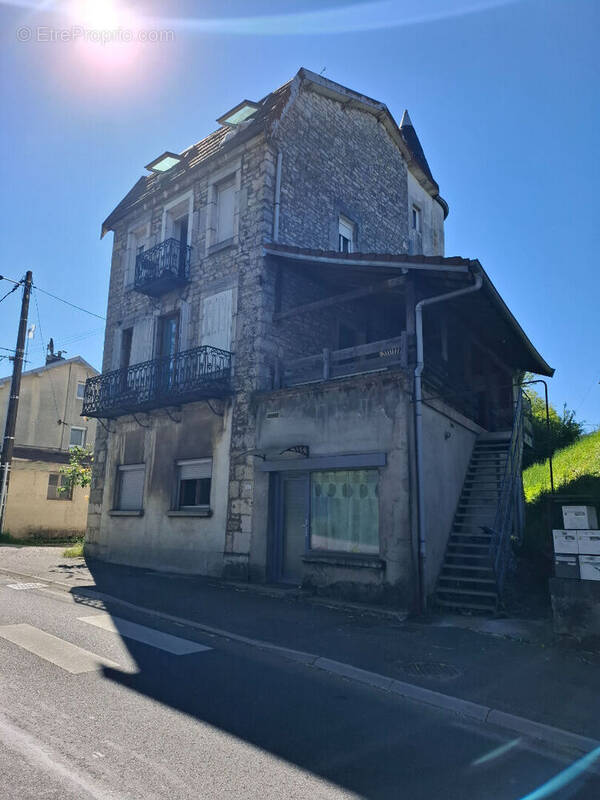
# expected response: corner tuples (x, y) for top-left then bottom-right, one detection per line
(399, 109), (435, 184)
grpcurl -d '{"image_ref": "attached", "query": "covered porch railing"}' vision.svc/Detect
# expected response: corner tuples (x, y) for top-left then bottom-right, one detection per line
(275, 333), (408, 388)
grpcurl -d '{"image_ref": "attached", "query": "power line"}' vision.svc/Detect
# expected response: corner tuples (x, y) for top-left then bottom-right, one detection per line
(32, 285), (105, 320)
(1, 275), (105, 320)
(0, 282), (20, 304)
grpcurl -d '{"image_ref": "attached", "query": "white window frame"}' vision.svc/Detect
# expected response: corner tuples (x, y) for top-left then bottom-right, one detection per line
(69, 426), (87, 449)
(76, 381), (86, 400)
(176, 458), (212, 510)
(161, 190), (194, 246)
(125, 221), (150, 288)
(338, 215), (355, 254)
(411, 204), (422, 234)
(206, 161), (241, 253)
(115, 463), (145, 512)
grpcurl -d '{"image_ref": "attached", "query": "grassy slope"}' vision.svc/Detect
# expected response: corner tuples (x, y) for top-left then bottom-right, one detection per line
(522, 430), (600, 560)
(523, 430), (600, 502)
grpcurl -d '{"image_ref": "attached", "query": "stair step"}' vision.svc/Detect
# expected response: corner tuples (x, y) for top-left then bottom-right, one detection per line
(435, 598), (497, 612)
(447, 544), (490, 551)
(437, 587), (498, 598)
(439, 575), (496, 586)
(442, 563), (493, 572)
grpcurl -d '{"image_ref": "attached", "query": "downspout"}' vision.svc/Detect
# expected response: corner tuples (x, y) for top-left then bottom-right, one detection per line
(414, 269), (483, 613)
(273, 151), (282, 242)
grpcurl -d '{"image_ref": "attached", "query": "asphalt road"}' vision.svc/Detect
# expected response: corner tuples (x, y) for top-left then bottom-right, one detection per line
(0, 573), (598, 800)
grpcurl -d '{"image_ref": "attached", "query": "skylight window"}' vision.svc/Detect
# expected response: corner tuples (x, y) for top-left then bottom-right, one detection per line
(145, 152), (182, 173)
(217, 100), (259, 127)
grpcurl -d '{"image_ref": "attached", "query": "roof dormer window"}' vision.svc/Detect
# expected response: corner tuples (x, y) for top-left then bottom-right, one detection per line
(217, 100), (259, 127)
(145, 152), (182, 174)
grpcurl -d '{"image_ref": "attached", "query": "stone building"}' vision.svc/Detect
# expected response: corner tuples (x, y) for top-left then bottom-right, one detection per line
(0, 354), (98, 539)
(84, 69), (552, 612)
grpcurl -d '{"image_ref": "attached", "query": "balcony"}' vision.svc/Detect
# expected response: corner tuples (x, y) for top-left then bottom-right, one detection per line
(276, 334), (408, 388)
(134, 238), (191, 296)
(82, 346), (232, 419)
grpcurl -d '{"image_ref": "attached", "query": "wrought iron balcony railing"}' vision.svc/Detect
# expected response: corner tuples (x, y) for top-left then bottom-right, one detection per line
(134, 237), (191, 296)
(82, 346), (232, 419)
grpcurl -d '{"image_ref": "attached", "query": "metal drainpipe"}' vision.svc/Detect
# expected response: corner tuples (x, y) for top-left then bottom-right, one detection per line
(414, 269), (483, 613)
(273, 151), (282, 242)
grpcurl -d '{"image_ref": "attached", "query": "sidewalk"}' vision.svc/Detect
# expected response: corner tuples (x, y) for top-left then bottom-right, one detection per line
(1, 545), (599, 743)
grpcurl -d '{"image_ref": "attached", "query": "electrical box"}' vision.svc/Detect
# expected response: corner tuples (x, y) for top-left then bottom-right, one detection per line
(562, 505), (598, 530)
(577, 531), (600, 555)
(554, 554), (580, 579)
(552, 530), (578, 554)
(579, 555), (600, 581)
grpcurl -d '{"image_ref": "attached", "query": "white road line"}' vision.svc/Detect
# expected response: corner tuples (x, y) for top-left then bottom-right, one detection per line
(7, 582), (45, 590)
(0, 624), (120, 674)
(78, 614), (212, 655)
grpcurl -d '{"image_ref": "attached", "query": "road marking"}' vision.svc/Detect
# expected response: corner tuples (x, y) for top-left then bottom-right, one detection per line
(0, 624), (119, 674)
(7, 582), (45, 590)
(78, 614), (212, 655)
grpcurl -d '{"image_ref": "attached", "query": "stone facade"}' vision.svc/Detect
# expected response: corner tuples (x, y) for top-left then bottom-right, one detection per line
(86, 69), (482, 607)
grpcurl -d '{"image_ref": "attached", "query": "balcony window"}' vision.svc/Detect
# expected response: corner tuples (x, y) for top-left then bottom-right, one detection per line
(176, 459), (212, 509)
(310, 469), (379, 555)
(116, 464), (145, 511)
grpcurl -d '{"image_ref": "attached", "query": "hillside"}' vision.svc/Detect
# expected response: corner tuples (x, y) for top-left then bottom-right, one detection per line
(523, 430), (600, 503)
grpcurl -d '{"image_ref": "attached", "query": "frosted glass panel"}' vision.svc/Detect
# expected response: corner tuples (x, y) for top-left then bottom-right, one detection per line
(310, 470), (379, 555)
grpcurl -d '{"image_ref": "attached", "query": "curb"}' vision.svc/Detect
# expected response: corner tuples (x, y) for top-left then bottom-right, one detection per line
(1, 565), (599, 756)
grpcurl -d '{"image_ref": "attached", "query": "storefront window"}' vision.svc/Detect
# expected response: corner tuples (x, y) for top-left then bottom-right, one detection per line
(310, 469), (379, 555)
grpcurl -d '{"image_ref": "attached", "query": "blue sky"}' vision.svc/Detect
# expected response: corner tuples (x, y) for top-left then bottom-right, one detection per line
(0, 0), (598, 426)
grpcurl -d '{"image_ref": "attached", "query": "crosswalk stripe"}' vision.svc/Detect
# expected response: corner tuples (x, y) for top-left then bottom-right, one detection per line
(78, 614), (212, 655)
(0, 624), (120, 674)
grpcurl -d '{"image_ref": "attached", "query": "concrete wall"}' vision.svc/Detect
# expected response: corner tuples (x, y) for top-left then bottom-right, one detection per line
(0, 359), (97, 450)
(550, 577), (600, 649)
(420, 399), (480, 594)
(407, 171), (445, 256)
(4, 459), (90, 539)
(86, 401), (232, 574)
(252, 372), (415, 606)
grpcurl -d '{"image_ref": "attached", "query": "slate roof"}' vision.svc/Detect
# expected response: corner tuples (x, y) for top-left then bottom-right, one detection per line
(101, 81), (292, 236)
(399, 110), (435, 185)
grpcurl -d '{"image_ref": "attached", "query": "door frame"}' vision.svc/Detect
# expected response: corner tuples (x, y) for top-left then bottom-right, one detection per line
(267, 471), (310, 584)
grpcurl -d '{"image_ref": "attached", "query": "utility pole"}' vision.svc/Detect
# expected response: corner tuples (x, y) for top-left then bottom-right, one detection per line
(0, 271), (33, 533)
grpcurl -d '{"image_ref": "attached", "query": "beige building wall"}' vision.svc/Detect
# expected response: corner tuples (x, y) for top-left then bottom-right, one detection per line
(0, 357), (98, 539)
(3, 459), (90, 539)
(0, 358), (98, 450)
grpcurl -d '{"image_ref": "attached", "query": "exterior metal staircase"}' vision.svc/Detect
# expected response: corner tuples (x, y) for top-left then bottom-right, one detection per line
(435, 392), (526, 615)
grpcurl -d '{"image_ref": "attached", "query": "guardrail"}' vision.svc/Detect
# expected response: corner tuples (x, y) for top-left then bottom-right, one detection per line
(82, 346), (232, 418)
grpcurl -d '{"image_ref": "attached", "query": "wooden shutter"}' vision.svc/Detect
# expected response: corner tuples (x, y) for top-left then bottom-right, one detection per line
(130, 317), (155, 365)
(179, 300), (191, 352)
(216, 181), (235, 242)
(200, 289), (233, 352)
(118, 465), (145, 511)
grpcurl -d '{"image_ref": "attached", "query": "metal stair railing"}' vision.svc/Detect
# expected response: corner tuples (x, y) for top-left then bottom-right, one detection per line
(488, 390), (525, 593)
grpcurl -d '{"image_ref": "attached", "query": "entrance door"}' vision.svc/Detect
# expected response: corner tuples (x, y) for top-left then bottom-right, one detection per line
(277, 474), (309, 584)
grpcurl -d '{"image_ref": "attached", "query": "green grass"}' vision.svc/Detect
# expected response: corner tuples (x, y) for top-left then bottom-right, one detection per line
(0, 532), (82, 547)
(522, 430), (600, 561)
(523, 429), (600, 503)
(62, 539), (85, 558)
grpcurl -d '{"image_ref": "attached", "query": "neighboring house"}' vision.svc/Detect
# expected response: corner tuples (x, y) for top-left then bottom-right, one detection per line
(0, 354), (98, 539)
(84, 68), (553, 613)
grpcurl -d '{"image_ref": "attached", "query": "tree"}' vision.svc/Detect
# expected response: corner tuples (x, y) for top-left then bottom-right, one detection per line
(523, 388), (583, 469)
(59, 446), (93, 495)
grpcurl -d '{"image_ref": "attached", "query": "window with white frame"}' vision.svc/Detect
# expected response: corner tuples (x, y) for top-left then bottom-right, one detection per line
(76, 381), (85, 400)
(310, 469), (379, 555)
(176, 459), (212, 509)
(215, 177), (236, 244)
(338, 216), (355, 253)
(115, 464), (145, 511)
(69, 426), (87, 448)
(47, 473), (72, 501)
(411, 205), (422, 233)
